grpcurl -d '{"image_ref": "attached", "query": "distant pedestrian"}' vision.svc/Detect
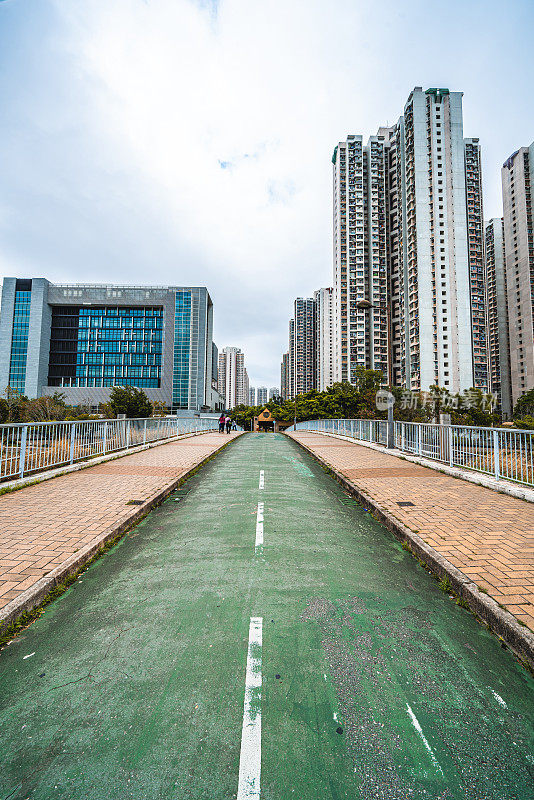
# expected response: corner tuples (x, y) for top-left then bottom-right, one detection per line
(232, 420), (237, 431)
(225, 415), (232, 434)
(218, 413), (226, 433)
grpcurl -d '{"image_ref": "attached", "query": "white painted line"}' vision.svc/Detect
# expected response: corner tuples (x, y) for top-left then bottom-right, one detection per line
(406, 703), (443, 775)
(237, 617), (262, 800)
(23, 652), (35, 660)
(258, 470), (264, 490)
(489, 689), (507, 708)
(255, 502), (264, 549)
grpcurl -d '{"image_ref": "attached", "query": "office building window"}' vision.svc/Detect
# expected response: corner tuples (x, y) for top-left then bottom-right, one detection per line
(48, 306), (163, 388)
(8, 282), (32, 392)
(172, 291), (192, 409)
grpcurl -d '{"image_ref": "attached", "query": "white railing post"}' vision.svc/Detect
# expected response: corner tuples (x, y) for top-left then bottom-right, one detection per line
(143, 419), (147, 446)
(19, 425), (28, 479)
(69, 422), (76, 465)
(103, 421), (108, 455)
(126, 419), (131, 449)
(493, 429), (500, 481)
(401, 423), (405, 452)
(448, 426), (453, 467)
(417, 424), (422, 456)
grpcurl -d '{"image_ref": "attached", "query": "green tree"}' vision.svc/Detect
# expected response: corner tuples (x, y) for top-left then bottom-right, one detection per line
(513, 388), (534, 421)
(109, 386), (152, 418)
(0, 398), (8, 424)
(25, 392), (69, 422)
(3, 386), (28, 422)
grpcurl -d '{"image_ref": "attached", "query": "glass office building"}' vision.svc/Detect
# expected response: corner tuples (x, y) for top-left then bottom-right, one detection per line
(7, 280), (32, 391)
(0, 279), (222, 412)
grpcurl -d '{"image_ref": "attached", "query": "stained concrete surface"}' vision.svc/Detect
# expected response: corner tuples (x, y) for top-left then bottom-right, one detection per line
(0, 433), (533, 799)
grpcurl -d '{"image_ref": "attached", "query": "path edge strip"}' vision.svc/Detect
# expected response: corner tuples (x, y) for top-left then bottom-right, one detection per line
(287, 433), (534, 671)
(0, 433), (244, 640)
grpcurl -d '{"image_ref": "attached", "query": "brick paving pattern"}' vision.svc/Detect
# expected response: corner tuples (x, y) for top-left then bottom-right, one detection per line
(291, 432), (534, 632)
(0, 432), (239, 613)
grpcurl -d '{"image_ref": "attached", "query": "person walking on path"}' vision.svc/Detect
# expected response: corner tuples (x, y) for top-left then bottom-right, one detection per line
(218, 413), (226, 434)
(225, 415), (232, 434)
(231, 419), (237, 431)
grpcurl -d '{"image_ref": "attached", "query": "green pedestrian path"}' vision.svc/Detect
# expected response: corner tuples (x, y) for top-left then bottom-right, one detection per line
(0, 433), (533, 799)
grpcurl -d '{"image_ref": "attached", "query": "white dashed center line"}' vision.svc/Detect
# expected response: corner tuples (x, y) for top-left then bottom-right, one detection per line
(236, 617), (262, 800)
(406, 703), (443, 775)
(255, 502), (264, 553)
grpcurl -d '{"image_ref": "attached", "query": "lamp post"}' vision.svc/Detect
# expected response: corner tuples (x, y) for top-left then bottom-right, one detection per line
(356, 299), (395, 449)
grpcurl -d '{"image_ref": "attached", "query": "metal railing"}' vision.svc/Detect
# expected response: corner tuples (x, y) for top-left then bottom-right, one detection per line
(286, 418), (534, 489)
(0, 417), (220, 482)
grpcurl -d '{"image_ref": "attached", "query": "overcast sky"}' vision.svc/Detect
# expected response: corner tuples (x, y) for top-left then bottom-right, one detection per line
(1, 0), (533, 387)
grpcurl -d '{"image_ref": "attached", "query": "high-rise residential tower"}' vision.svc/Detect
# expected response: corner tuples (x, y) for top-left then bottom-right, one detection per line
(485, 218), (512, 418)
(257, 386), (268, 405)
(464, 138), (488, 391)
(0, 278), (222, 412)
(280, 297), (317, 400)
(501, 143), (534, 407)
(293, 297), (316, 396)
(280, 352), (289, 400)
(333, 87), (488, 394)
(332, 135), (388, 384)
(217, 346), (248, 409)
(314, 287), (335, 390)
(249, 386), (256, 406)
(288, 320), (295, 399)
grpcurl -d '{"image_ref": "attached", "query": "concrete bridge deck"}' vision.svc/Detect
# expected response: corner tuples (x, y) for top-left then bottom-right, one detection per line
(0, 431), (241, 629)
(289, 431), (534, 634)
(0, 432), (533, 799)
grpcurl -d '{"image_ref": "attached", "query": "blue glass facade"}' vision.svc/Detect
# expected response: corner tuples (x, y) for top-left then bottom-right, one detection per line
(0, 279), (218, 411)
(48, 306), (163, 388)
(172, 291), (192, 408)
(8, 289), (32, 391)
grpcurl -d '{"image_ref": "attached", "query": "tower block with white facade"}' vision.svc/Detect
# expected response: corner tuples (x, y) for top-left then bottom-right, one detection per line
(332, 87), (488, 395)
(217, 347), (249, 409)
(314, 287), (334, 390)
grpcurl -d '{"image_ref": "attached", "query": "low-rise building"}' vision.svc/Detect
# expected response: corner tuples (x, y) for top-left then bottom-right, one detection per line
(0, 278), (222, 412)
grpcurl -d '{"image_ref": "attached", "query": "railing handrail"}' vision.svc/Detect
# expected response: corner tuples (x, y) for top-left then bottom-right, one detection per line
(0, 415), (224, 483)
(291, 418), (534, 436)
(0, 416), (180, 429)
(287, 418), (534, 489)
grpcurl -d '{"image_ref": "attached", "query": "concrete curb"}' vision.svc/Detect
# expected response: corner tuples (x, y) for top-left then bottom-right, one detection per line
(0, 428), (220, 496)
(299, 430), (534, 504)
(0, 432), (244, 637)
(288, 432), (534, 671)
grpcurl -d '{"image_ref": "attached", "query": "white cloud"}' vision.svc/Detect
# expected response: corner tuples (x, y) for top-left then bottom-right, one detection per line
(2, 0), (534, 385)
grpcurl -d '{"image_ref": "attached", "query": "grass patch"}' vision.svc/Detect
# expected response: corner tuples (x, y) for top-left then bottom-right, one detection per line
(0, 530), (126, 651)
